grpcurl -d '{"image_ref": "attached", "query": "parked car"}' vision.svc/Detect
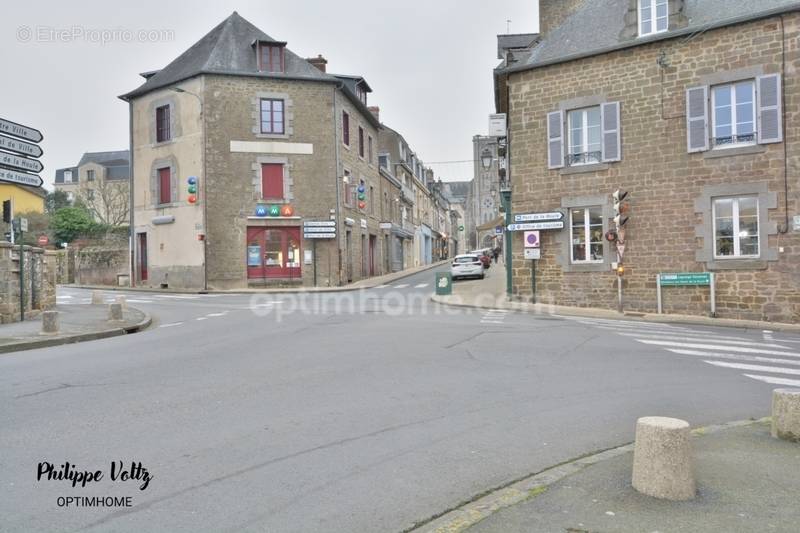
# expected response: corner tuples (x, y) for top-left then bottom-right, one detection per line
(469, 249), (492, 269)
(451, 254), (485, 280)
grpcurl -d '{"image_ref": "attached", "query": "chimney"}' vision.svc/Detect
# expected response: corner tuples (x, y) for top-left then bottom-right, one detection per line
(367, 106), (380, 122)
(307, 54), (327, 73)
(539, 0), (586, 38)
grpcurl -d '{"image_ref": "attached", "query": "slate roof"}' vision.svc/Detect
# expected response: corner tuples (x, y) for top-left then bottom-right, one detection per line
(121, 11), (335, 100)
(54, 151), (130, 183)
(497, 33), (539, 59)
(54, 167), (77, 184)
(505, 0), (800, 73)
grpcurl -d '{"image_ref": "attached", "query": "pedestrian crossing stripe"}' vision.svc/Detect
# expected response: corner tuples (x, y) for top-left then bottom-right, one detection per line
(620, 332), (789, 349)
(705, 360), (800, 376)
(636, 339), (800, 358)
(668, 348), (800, 367)
(414, 283), (429, 288)
(743, 374), (800, 387)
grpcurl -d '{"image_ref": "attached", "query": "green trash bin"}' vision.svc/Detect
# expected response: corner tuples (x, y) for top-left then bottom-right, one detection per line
(436, 272), (452, 295)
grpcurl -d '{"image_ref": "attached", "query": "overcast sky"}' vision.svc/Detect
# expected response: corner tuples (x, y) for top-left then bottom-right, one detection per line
(1, 0), (539, 187)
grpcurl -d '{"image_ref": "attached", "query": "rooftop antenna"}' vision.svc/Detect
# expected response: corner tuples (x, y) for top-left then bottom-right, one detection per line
(506, 19), (512, 33)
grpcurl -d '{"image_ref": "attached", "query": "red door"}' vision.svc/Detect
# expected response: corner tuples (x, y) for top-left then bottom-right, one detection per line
(369, 235), (376, 277)
(246, 227), (301, 279)
(137, 233), (148, 281)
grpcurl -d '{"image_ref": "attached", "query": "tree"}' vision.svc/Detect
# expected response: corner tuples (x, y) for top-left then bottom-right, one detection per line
(45, 190), (72, 214)
(50, 206), (100, 244)
(76, 179), (129, 226)
(15, 210), (51, 246)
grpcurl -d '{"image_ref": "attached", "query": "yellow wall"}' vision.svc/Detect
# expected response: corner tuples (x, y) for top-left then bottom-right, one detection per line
(0, 184), (45, 213)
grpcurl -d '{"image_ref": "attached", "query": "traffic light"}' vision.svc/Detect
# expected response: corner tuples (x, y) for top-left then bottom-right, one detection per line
(2, 200), (11, 223)
(187, 176), (198, 204)
(612, 189), (629, 229)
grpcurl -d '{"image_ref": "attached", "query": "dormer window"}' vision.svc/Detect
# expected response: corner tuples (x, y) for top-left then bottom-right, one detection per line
(258, 42), (285, 73)
(639, 0), (668, 37)
(355, 84), (367, 105)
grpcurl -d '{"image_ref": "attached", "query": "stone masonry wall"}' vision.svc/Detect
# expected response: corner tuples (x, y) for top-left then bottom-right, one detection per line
(507, 14), (800, 323)
(0, 243), (56, 323)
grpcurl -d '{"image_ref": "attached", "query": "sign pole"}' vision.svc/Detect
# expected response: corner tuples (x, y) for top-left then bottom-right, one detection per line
(19, 224), (24, 321)
(710, 272), (716, 317)
(616, 252), (623, 314)
(313, 240), (318, 287)
(656, 274), (662, 314)
(531, 259), (536, 304)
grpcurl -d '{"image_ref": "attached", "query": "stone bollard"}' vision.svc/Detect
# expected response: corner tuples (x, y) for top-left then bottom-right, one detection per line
(108, 303), (123, 322)
(91, 291), (104, 305)
(115, 295), (127, 309)
(41, 310), (60, 335)
(772, 389), (800, 442)
(632, 416), (695, 501)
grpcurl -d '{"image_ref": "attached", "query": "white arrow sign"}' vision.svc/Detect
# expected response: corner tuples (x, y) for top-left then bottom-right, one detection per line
(0, 167), (43, 187)
(0, 118), (43, 143)
(303, 226), (337, 233)
(303, 221), (336, 227)
(0, 133), (43, 158)
(304, 232), (336, 239)
(0, 150), (43, 173)
(514, 211), (564, 223)
(507, 221), (564, 231)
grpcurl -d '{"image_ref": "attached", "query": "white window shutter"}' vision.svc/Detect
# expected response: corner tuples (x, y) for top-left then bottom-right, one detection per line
(547, 110), (564, 169)
(601, 101), (621, 162)
(757, 73), (782, 144)
(685, 86), (709, 153)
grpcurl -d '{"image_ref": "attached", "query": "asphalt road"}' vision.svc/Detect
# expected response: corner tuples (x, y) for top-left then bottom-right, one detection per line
(1, 266), (798, 532)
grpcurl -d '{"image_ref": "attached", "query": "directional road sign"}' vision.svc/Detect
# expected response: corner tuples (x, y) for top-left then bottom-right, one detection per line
(0, 167), (43, 187)
(303, 232), (336, 239)
(0, 118), (43, 143)
(513, 211), (564, 223)
(0, 133), (43, 158)
(507, 221), (564, 231)
(0, 150), (43, 173)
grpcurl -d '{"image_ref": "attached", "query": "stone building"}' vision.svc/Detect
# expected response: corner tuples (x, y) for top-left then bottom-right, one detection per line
(120, 12), (388, 289)
(54, 150), (130, 226)
(495, 0), (800, 322)
(468, 135), (501, 249)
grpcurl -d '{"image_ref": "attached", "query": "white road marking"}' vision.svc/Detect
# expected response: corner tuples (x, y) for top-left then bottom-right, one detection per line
(620, 332), (789, 349)
(206, 312), (226, 317)
(414, 283), (429, 288)
(704, 360), (800, 376)
(667, 349), (800, 367)
(375, 285), (390, 289)
(637, 340), (800, 358)
(159, 322), (183, 328)
(196, 317), (208, 321)
(126, 299), (154, 304)
(743, 374), (800, 387)
(394, 284), (409, 289)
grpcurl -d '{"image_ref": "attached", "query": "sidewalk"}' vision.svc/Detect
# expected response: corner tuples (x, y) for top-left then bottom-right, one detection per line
(0, 303), (150, 354)
(420, 419), (799, 533)
(433, 263), (800, 333)
(69, 260), (449, 295)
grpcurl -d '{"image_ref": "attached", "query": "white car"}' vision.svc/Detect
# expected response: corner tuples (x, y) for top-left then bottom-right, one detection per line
(451, 254), (485, 280)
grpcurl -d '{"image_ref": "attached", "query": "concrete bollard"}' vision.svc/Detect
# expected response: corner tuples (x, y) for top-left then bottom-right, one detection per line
(41, 310), (60, 335)
(91, 291), (104, 305)
(772, 389), (800, 443)
(632, 416), (695, 501)
(115, 295), (127, 309)
(108, 303), (123, 321)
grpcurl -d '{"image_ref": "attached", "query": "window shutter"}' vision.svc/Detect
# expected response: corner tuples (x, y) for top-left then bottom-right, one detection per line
(601, 101), (621, 162)
(757, 74), (782, 144)
(547, 110), (564, 169)
(685, 86), (709, 153)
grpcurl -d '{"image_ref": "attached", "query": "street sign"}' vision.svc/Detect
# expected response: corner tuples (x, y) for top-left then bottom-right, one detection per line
(0, 133), (43, 158)
(524, 248), (541, 260)
(379, 222), (392, 230)
(37, 235), (48, 246)
(495, 225), (503, 235)
(0, 118), (43, 143)
(507, 221), (564, 231)
(514, 211), (563, 223)
(303, 220), (336, 227)
(303, 232), (336, 239)
(523, 230), (540, 248)
(488, 113), (507, 137)
(659, 273), (711, 286)
(19, 217), (28, 232)
(0, 150), (43, 173)
(303, 226), (337, 233)
(0, 167), (43, 187)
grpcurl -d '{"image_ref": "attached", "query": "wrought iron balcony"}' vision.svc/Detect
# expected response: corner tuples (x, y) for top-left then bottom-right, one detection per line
(712, 133), (755, 147)
(567, 151), (602, 166)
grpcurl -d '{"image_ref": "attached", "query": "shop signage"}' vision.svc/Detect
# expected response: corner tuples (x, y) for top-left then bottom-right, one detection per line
(488, 113), (507, 137)
(247, 245), (261, 266)
(507, 221), (564, 231)
(360, 218), (367, 229)
(513, 211), (564, 223)
(254, 204), (296, 217)
(379, 222), (392, 230)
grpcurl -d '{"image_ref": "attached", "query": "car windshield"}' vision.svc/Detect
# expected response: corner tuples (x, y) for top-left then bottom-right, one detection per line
(455, 256), (478, 263)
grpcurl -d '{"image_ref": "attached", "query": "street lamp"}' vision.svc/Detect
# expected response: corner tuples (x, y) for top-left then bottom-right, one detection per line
(481, 149), (493, 170)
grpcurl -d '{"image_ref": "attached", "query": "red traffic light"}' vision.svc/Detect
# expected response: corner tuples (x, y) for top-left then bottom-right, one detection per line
(188, 194), (197, 204)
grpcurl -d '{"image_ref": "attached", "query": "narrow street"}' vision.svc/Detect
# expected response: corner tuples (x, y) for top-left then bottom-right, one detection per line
(2, 266), (796, 532)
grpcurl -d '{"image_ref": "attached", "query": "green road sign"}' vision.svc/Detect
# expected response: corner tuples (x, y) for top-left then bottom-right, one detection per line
(659, 273), (711, 286)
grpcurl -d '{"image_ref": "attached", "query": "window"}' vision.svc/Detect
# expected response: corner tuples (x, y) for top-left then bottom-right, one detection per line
(713, 196), (759, 258)
(342, 111), (350, 146)
(87, 169), (95, 182)
(259, 44), (284, 73)
(368, 136), (374, 164)
(356, 85), (367, 105)
(156, 105), (171, 143)
(567, 107), (601, 166)
(343, 170), (353, 206)
(358, 127), (365, 158)
(64, 170), (73, 183)
(261, 163), (284, 200)
(86, 189), (95, 200)
(639, 0), (668, 36)
(259, 99), (285, 134)
(712, 81), (755, 147)
(570, 207), (603, 263)
(378, 154), (389, 170)
(158, 167), (171, 204)
(370, 186), (374, 214)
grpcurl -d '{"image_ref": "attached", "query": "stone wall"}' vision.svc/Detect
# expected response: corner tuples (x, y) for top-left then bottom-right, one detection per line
(74, 246), (129, 286)
(0, 243), (56, 323)
(507, 14), (800, 323)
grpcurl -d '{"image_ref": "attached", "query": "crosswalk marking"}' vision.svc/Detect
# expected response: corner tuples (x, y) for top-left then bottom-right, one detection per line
(394, 284), (409, 289)
(481, 309), (509, 325)
(570, 316), (800, 388)
(375, 285), (390, 289)
(414, 283), (429, 288)
(159, 322), (183, 328)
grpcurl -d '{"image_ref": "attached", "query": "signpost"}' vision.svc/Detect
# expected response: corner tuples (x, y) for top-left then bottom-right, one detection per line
(507, 221), (564, 231)
(0, 118), (43, 143)
(0, 134), (43, 158)
(657, 272), (716, 316)
(0, 167), (43, 187)
(0, 150), (43, 174)
(522, 230), (542, 301)
(303, 220), (338, 287)
(513, 211), (563, 223)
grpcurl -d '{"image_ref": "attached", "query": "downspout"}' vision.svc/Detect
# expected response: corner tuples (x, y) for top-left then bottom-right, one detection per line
(201, 78), (208, 291)
(333, 85), (343, 285)
(779, 15), (790, 234)
(128, 100), (135, 287)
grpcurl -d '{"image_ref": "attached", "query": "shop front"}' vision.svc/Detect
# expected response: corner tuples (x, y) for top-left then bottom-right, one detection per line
(246, 226), (302, 281)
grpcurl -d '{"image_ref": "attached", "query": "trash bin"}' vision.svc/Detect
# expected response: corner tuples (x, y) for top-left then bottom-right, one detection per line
(435, 272), (452, 296)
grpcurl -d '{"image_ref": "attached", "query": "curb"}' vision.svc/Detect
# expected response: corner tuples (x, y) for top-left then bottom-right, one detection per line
(0, 310), (152, 355)
(430, 294), (800, 333)
(67, 261), (449, 296)
(406, 418), (766, 533)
